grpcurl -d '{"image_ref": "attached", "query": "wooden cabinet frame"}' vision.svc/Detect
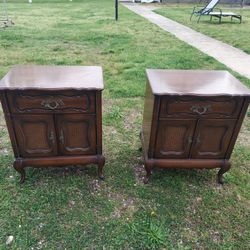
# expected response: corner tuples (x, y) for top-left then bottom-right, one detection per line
(141, 70), (250, 184)
(0, 66), (105, 183)
(55, 114), (97, 155)
(12, 114), (58, 157)
(155, 119), (196, 159)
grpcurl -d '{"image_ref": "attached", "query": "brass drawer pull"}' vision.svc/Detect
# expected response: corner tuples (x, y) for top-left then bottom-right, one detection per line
(190, 105), (212, 115)
(41, 99), (64, 110)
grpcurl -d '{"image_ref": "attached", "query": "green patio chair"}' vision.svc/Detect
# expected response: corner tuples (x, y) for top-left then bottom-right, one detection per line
(190, 0), (242, 23)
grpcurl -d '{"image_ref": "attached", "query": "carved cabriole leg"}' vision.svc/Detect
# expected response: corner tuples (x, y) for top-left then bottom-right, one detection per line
(144, 160), (154, 184)
(97, 155), (105, 180)
(13, 159), (25, 184)
(217, 160), (231, 185)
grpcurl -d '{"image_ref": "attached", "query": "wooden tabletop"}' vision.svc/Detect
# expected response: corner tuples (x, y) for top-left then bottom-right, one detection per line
(146, 69), (250, 97)
(0, 65), (104, 90)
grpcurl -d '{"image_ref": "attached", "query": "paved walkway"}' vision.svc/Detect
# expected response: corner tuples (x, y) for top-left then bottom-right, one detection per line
(122, 3), (250, 79)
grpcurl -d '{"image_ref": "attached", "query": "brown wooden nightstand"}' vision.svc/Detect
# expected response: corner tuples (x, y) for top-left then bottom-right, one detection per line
(0, 65), (105, 183)
(141, 69), (250, 184)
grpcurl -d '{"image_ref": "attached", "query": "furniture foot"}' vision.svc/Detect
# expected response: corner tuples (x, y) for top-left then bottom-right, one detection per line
(217, 161), (231, 185)
(143, 161), (153, 184)
(97, 155), (105, 180)
(13, 160), (25, 184)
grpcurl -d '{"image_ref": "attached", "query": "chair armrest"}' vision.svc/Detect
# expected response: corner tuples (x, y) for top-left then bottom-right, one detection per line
(192, 6), (204, 14)
(212, 8), (222, 14)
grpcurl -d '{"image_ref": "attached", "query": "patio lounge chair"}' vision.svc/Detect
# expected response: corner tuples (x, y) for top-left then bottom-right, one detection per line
(1, 0), (14, 28)
(190, 0), (242, 23)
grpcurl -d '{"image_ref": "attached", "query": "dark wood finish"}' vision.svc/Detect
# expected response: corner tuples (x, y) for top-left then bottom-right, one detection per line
(0, 93), (19, 157)
(146, 69), (250, 96)
(0, 65), (105, 182)
(0, 65), (103, 90)
(225, 99), (250, 159)
(142, 81), (160, 158)
(160, 96), (243, 118)
(13, 114), (58, 157)
(7, 90), (96, 114)
(55, 114), (96, 155)
(155, 119), (196, 159)
(190, 119), (236, 159)
(141, 69), (250, 184)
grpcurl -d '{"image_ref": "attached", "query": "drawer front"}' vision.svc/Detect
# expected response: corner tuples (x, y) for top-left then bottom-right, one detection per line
(160, 97), (243, 118)
(7, 90), (96, 114)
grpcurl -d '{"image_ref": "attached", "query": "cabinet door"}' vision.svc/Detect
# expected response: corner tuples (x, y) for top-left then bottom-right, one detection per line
(56, 114), (96, 155)
(155, 119), (196, 158)
(191, 119), (236, 159)
(13, 114), (57, 157)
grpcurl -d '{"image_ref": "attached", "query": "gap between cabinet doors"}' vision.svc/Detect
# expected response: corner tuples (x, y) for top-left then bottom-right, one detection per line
(154, 117), (237, 160)
(11, 113), (97, 158)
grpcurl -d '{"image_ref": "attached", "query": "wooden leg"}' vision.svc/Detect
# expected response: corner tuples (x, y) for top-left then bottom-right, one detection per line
(217, 160), (231, 185)
(13, 159), (25, 184)
(143, 161), (153, 184)
(97, 155), (105, 180)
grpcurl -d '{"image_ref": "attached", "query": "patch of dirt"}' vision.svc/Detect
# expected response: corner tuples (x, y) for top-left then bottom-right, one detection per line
(237, 113), (250, 147)
(111, 196), (136, 220)
(90, 179), (102, 193)
(0, 148), (9, 155)
(103, 125), (118, 137)
(94, 187), (139, 222)
(209, 230), (222, 244)
(0, 107), (12, 155)
(124, 108), (142, 130)
(102, 98), (115, 113)
(134, 163), (145, 184)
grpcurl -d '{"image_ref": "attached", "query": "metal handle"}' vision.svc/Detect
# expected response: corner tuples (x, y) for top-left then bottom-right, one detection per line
(59, 129), (65, 144)
(190, 105), (211, 115)
(41, 99), (64, 110)
(49, 131), (55, 144)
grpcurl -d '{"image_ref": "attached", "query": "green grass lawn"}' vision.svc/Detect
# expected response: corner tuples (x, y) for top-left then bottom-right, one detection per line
(0, 0), (250, 249)
(155, 3), (250, 54)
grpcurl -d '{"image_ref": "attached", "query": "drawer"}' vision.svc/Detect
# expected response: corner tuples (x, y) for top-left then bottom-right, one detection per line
(7, 90), (96, 114)
(160, 97), (243, 118)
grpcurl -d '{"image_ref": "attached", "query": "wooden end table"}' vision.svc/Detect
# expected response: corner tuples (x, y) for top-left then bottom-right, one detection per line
(0, 65), (105, 183)
(141, 69), (250, 184)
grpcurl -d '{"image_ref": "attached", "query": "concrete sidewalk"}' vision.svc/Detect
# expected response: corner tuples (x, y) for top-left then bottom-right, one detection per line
(122, 3), (250, 79)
